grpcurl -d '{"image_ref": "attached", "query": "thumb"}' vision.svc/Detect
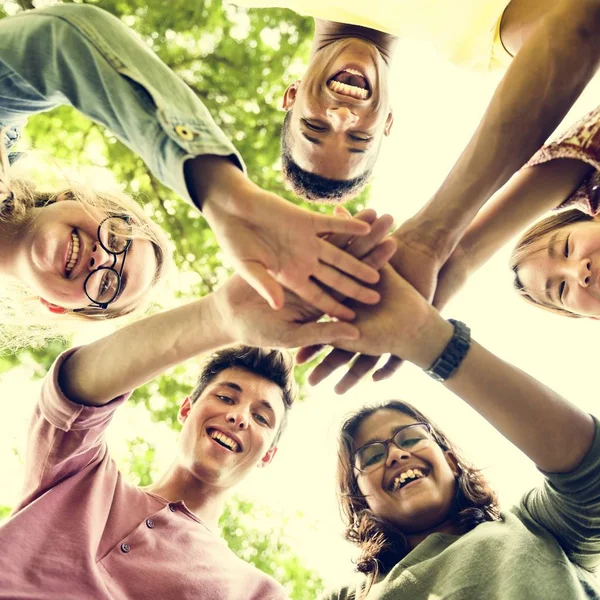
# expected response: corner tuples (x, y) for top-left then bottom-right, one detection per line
(238, 261), (285, 310)
(289, 321), (359, 348)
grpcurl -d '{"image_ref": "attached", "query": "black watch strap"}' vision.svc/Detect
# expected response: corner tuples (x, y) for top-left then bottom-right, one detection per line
(424, 319), (471, 383)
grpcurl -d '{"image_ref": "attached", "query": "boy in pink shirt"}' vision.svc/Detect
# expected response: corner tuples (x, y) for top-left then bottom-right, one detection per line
(0, 269), (371, 599)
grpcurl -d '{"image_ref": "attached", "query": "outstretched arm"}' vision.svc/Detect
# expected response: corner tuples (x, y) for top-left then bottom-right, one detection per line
(392, 0), (600, 302)
(330, 265), (595, 474)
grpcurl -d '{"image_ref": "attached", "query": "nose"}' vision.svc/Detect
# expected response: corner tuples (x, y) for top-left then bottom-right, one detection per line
(565, 258), (592, 287)
(325, 106), (359, 130)
(226, 409), (249, 430)
(385, 444), (410, 467)
(89, 242), (114, 271)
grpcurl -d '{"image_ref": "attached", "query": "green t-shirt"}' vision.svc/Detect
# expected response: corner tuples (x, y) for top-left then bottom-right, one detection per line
(323, 416), (600, 600)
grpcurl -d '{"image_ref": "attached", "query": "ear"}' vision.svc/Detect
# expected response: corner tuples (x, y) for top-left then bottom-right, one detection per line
(282, 81), (300, 111)
(443, 451), (460, 477)
(257, 445), (278, 469)
(178, 396), (193, 425)
(384, 109), (394, 137)
(39, 298), (68, 314)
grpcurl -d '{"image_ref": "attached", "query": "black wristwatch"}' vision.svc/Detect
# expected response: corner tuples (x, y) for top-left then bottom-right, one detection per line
(424, 319), (471, 383)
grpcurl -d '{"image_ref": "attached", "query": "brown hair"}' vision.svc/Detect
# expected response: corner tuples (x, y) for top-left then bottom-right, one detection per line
(509, 208), (593, 318)
(337, 400), (500, 598)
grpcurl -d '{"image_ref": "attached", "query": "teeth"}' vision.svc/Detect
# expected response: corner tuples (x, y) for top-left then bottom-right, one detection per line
(65, 232), (80, 273)
(391, 468), (425, 492)
(210, 430), (239, 452)
(345, 68), (364, 77)
(328, 79), (369, 99)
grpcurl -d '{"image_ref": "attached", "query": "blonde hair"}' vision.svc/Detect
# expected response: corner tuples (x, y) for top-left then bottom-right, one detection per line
(0, 133), (173, 352)
(509, 208), (594, 319)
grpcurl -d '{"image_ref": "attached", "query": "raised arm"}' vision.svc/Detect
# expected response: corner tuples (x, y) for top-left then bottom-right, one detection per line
(392, 0), (600, 303)
(433, 158), (594, 309)
(330, 265), (595, 474)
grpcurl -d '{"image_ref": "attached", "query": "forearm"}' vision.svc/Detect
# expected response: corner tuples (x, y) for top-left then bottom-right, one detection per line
(58, 296), (232, 407)
(0, 5), (244, 207)
(418, 0), (600, 253)
(460, 159), (593, 272)
(404, 311), (595, 474)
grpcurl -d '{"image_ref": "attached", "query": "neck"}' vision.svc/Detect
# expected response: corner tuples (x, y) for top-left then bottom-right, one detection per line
(146, 463), (228, 531)
(312, 19), (398, 64)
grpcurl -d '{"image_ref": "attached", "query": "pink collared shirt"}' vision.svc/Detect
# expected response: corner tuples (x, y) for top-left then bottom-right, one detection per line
(0, 349), (289, 600)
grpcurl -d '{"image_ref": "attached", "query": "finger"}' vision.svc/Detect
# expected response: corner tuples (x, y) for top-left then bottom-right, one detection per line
(290, 278), (356, 320)
(289, 321), (359, 348)
(239, 261), (285, 310)
(362, 238), (397, 271)
(325, 208), (377, 248)
(315, 213), (371, 237)
(295, 344), (324, 364)
(344, 214), (395, 258)
(319, 239), (380, 284)
(334, 354), (380, 394)
(315, 263), (381, 305)
(373, 355), (404, 381)
(308, 348), (356, 386)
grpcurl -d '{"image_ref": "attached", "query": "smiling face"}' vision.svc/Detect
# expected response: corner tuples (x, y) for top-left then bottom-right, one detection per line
(516, 219), (600, 318)
(177, 368), (286, 490)
(282, 37), (393, 184)
(19, 198), (158, 314)
(352, 409), (458, 535)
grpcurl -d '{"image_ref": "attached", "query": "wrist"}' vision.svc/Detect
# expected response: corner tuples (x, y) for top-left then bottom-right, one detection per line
(184, 154), (253, 215)
(395, 309), (454, 370)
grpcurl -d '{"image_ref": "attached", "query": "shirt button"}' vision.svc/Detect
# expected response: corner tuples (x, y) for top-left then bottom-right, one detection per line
(121, 543), (130, 553)
(169, 504), (176, 512)
(146, 518), (155, 528)
(175, 125), (195, 141)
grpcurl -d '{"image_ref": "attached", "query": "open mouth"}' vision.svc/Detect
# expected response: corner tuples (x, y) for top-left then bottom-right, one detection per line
(328, 68), (371, 100)
(207, 428), (242, 453)
(65, 230), (81, 277)
(389, 468), (428, 492)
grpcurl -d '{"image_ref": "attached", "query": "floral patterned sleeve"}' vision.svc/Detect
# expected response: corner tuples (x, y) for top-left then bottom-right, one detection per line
(526, 105), (600, 216)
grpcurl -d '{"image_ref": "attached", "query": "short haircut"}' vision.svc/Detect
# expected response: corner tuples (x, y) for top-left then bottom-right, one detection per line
(190, 346), (296, 447)
(280, 111), (372, 203)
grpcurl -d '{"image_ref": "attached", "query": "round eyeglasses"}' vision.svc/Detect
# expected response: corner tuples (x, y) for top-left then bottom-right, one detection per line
(353, 422), (433, 472)
(83, 215), (133, 309)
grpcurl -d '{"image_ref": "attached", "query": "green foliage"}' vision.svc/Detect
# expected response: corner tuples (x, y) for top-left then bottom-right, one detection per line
(0, 505), (12, 523)
(220, 496), (324, 599)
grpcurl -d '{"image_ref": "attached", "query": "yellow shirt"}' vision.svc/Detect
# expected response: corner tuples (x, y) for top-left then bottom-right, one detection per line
(231, 0), (513, 72)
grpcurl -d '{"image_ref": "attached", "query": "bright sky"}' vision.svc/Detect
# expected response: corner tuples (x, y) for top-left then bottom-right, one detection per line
(2, 35), (600, 593)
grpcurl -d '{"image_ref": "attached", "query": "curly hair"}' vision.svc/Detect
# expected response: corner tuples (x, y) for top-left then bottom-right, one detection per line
(337, 400), (500, 598)
(280, 111), (372, 203)
(509, 208), (594, 319)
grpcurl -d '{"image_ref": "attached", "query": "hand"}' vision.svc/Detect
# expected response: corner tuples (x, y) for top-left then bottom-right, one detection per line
(214, 223), (397, 349)
(432, 242), (473, 311)
(193, 158), (381, 320)
(298, 214), (449, 392)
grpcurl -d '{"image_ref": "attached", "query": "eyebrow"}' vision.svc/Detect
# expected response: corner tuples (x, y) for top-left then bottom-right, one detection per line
(542, 232), (562, 304)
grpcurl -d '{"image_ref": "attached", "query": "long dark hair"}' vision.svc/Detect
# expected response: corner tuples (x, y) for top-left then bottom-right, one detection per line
(337, 400), (500, 597)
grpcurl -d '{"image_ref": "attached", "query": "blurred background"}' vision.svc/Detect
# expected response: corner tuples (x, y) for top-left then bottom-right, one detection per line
(1, 1), (600, 597)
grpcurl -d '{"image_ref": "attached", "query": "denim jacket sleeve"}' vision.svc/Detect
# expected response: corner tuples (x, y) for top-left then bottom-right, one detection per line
(0, 4), (245, 208)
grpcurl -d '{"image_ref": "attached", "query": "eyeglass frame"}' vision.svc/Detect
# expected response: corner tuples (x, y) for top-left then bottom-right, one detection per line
(352, 422), (434, 473)
(83, 215), (132, 309)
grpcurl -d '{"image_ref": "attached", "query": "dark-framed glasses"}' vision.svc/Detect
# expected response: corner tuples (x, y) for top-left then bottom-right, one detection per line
(84, 215), (133, 309)
(353, 422), (433, 472)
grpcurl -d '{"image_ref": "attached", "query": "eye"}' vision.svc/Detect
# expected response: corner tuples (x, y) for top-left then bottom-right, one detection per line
(564, 235), (570, 257)
(253, 413), (270, 426)
(349, 134), (371, 142)
(559, 280), (566, 302)
(216, 395), (233, 404)
(302, 119), (326, 132)
(402, 437), (421, 448)
(99, 272), (112, 296)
